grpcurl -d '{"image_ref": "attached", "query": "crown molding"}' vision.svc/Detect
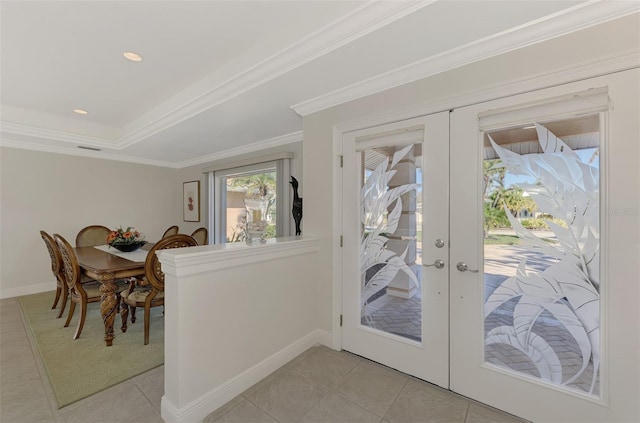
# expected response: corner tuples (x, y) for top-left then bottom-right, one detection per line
(1, 121), (116, 148)
(175, 131), (303, 169)
(114, 0), (436, 149)
(0, 130), (303, 169)
(292, 1), (640, 117)
(0, 137), (178, 168)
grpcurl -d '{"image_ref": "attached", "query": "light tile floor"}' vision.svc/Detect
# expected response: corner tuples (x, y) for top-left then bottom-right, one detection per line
(1, 297), (527, 423)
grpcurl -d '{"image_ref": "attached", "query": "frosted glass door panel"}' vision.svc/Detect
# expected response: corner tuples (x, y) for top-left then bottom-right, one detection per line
(482, 116), (601, 396)
(360, 143), (422, 341)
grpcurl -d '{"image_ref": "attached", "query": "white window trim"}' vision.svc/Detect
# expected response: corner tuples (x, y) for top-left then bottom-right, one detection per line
(208, 159), (291, 244)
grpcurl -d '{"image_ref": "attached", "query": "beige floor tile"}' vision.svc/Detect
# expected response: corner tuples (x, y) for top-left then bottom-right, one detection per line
(333, 362), (408, 417)
(241, 366), (293, 399)
(0, 399), (55, 423)
(385, 378), (469, 423)
(0, 307), (24, 330)
(280, 345), (323, 371)
(134, 365), (164, 411)
(0, 332), (52, 423)
(203, 396), (246, 423)
(208, 399), (278, 423)
(357, 357), (410, 379)
(126, 406), (166, 423)
(466, 402), (528, 423)
(0, 337), (39, 372)
(246, 371), (327, 422)
(55, 380), (160, 423)
(406, 377), (471, 408)
(299, 392), (382, 423)
(290, 347), (360, 389)
(0, 324), (31, 346)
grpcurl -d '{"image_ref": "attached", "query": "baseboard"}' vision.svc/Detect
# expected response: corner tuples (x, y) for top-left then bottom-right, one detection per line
(0, 282), (52, 299)
(160, 329), (333, 423)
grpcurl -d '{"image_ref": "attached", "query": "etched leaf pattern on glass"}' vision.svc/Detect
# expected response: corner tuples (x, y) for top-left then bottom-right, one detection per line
(485, 123), (599, 394)
(361, 145), (419, 323)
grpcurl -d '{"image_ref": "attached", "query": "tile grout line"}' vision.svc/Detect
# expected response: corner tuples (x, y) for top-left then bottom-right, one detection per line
(242, 395), (284, 423)
(380, 376), (409, 421)
(132, 377), (161, 414)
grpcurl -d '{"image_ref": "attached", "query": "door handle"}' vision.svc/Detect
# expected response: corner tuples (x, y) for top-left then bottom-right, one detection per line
(423, 259), (445, 269)
(456, 262), (479, 273)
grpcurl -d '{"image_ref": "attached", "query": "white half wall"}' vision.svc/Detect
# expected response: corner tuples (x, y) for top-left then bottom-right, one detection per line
(158, 236), (327, 423)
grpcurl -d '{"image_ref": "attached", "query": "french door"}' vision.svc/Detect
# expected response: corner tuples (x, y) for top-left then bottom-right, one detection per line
(342, 68), (639, 421)
(341, 113), (450, 388)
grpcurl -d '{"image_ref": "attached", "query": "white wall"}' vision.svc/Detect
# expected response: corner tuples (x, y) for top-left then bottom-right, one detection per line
(301, 14), (640, 333)
(0, 141), (304, 298)
(0, 147), (179, 297)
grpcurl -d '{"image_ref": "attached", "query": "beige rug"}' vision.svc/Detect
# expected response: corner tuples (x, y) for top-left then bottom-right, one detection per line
(18, 291), (164, 408)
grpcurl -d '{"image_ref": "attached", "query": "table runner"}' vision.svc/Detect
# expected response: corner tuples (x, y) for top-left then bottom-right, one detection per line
(93, 244), (148, 262)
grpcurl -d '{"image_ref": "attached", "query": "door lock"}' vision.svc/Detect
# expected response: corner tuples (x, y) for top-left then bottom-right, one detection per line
(423, 259), (445, 269)
(434, 239), (445, 248)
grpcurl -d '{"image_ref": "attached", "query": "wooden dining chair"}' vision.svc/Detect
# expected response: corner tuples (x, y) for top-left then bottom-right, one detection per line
(120, 234), (197, 345)
(54, 233), (128, 339)
(75, 225), (112, 247)
(190, 227), (208, 245)
(161, 225), (179, 239)
(40, 230), (68, 318)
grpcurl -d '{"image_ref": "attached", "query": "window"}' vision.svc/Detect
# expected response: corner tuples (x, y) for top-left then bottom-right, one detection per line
(207, 156), (292, 244)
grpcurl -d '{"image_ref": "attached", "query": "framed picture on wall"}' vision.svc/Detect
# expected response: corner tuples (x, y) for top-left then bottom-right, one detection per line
(183, 181), (200, 222)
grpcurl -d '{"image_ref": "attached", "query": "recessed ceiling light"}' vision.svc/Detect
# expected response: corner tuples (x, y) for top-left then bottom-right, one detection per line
(74, 109), (88, 115)
(123, 51), (143, 62)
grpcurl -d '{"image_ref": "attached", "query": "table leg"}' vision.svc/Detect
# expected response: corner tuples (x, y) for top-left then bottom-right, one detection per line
(97, 272), (119, 347)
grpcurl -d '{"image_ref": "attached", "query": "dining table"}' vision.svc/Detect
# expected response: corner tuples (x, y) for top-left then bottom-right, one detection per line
(74, 244), (151, 346)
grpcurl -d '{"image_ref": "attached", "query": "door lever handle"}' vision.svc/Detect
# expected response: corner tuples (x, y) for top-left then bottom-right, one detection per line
(456, 262), (479, 273)
(423, 259), (445, 269)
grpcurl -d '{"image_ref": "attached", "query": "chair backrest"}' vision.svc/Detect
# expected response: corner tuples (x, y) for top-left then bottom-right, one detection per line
(190, 227), (208, 245)
(145, 234), (197, 292)
(75, 225), (112, 247)
(40, 230), (64, 284)
(161, 225), (179, 238)
(54, 234), (82, 291)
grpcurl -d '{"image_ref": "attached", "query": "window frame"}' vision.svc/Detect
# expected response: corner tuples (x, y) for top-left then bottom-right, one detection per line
(208, 158), (291, 244)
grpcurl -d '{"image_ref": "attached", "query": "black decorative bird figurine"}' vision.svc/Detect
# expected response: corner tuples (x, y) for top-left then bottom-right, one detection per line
(290, 176), (303, 236)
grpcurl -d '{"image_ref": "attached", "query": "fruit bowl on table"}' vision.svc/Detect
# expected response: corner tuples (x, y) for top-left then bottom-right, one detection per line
(110, 241), (146, 252)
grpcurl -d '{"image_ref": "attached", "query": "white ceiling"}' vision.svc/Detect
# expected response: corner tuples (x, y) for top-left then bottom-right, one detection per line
(1, 1), (637, 168)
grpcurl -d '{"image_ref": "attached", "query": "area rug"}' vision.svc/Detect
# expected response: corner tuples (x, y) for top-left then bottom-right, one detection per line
(17, 291), (164, 408)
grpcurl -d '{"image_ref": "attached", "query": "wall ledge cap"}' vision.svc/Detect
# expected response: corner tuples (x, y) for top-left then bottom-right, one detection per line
(158, 236), (321, 276)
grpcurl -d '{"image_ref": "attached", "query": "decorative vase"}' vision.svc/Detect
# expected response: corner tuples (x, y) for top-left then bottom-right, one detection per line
(244, 198), (268, 245)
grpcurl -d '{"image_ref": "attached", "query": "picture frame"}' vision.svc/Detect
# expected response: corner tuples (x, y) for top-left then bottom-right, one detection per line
(183, 181), (200, 222)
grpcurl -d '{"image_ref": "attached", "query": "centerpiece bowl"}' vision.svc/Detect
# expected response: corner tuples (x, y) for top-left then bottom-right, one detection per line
(107, 226), (146, 252)
(111, 241), (146, 252)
